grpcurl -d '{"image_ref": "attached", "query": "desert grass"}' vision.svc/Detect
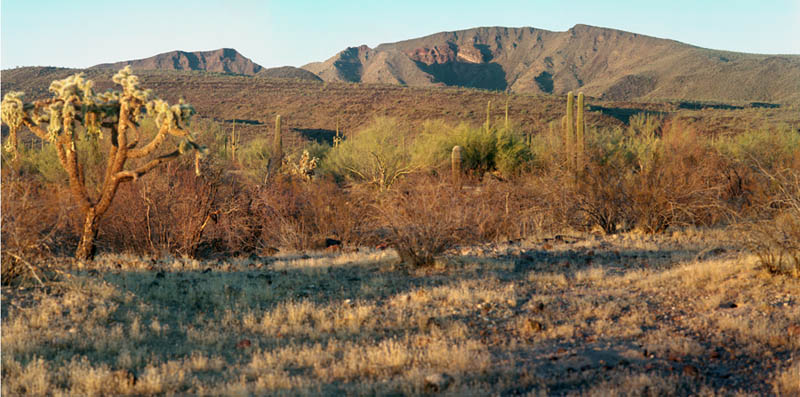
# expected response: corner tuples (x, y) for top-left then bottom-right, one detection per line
(2, 228), (799, 395)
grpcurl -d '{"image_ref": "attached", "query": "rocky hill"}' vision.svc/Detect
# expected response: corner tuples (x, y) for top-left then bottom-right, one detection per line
(89, 48), (319, 81)
(303, 25), (800, 102)
(91, 48), (264, 75)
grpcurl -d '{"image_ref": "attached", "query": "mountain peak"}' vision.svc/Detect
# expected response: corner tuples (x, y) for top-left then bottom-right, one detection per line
(90, 48), (264, 75)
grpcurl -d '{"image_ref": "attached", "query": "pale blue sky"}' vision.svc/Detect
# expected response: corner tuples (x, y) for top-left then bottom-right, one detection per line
(2, 0), (799, 69)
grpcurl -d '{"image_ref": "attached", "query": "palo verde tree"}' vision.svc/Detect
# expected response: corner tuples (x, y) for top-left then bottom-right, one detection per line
(0, 67), (207, 260)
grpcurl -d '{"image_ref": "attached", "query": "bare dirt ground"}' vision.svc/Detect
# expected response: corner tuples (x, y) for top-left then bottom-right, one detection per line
(2, 227), (799, 395)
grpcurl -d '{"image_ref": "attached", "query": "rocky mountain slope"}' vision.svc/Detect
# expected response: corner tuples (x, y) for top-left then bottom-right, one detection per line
(303, 25), (800, 102)
(89, 48), (319, 81)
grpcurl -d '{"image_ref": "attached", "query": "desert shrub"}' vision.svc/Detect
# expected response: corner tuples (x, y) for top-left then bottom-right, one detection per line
(745, 168), (800, 277)
(412, 120), (531, 178)
(527, 120), (564, 171)
(626, 122), (725, 232)
(237, 137), (275, 182)
(251, 177), (376, 252)
(572, 164), (633, 234)
(375, 175), (481, 266)
(575, 119), (726, 233)
(323, 117), (415, 190)
(714, 125), (800, 170)
(101, 159), (222, 257)
(1, 171), (74, 285)
(303, 141), (332, 164)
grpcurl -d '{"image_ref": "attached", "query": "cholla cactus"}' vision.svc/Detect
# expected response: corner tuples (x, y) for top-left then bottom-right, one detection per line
(0, 66), (207, 260)
(287, 150), (319, 181)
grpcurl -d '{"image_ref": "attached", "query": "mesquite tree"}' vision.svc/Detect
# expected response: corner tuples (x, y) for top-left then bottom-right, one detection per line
(0, 67), (207, 260)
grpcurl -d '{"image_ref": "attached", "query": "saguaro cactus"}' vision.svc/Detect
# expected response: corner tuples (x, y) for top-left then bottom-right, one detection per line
(0, 67), (206, 260)
(485, 100), (492, 132)
(565, 91), (575, 169)
(273, 114), (283, 172)
(229, 120), (239, 162)
(504, 97), (510, 129)
(576, 92), (585, 171)
(563, 91), (586, 172)
(451, 145), (463, 187)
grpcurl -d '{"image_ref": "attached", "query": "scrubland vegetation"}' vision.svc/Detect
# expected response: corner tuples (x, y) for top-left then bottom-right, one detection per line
(2, 71), (799, 395)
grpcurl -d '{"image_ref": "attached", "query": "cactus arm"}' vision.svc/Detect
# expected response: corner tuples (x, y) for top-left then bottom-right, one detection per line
(576, 92), (585, 171)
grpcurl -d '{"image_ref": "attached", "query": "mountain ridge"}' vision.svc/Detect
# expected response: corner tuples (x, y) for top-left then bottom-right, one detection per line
(89, 48), (321, 81)
(302, 24), (800, 102)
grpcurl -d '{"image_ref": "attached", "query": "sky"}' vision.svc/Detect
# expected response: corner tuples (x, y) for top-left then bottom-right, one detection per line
(2, 0), (799, 70)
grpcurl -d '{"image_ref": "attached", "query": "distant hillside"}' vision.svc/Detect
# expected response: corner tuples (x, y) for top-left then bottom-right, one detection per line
(257, 66), (322, 82)
(303, 25), (800, 102)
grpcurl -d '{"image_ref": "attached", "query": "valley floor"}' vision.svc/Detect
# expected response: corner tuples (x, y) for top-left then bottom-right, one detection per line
(2, 227), (799, 396)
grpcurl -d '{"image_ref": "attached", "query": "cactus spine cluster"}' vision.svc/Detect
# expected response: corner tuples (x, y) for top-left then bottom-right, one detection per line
(563, 91), (586, 173)
(451, 145), (463, 188)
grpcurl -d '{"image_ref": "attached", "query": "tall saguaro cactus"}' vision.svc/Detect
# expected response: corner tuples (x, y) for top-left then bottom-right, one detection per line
(576, 92), (586, 172)
(563, 91), (586, 173)
(564, 91), (574, 170)
(451, 145), (463, 188)
(485, 100), (492, 132)
(504, 96), (510, 129)
(271, 114), (283, 175)
(0, 67), (206, 260)
(229, 120), (239, 163)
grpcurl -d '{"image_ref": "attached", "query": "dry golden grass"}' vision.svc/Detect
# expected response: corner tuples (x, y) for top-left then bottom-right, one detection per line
(2, 228), (799, 395)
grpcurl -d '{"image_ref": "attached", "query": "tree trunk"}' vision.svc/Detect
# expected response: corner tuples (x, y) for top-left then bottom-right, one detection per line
(75, 207), (99, 260)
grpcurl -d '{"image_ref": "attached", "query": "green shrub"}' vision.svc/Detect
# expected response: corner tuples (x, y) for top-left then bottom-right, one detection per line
(412, 120), (531, 178)
(322, 117), (415, 190)
(714, 125), (800, 169)
(238, 137), (274, 179)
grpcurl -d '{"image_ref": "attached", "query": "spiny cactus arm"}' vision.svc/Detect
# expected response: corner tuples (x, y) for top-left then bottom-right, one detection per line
(128, 100), (194, 159)
(53, 134), (92, 210)
(127, 123), (183, 158)
(113, 149), (181, 183)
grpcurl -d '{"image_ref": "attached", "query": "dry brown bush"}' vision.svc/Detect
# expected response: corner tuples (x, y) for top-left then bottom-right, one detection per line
(251, 177), (376, 252)
(627, 126), (726, 233)
(374, 175), (485, 266)
(573, 165), (633, 234)
(1, 171), (74, 284)
(101, 160), (222, 257)
(745, 167), (800, 277)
